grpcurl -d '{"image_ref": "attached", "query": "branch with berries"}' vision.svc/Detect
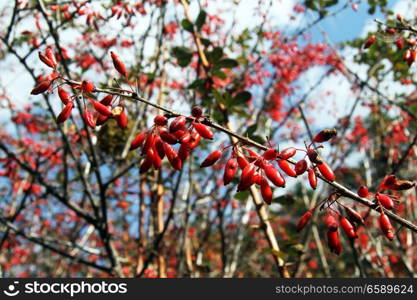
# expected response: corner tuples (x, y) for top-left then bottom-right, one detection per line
(30, 49), (417, 259)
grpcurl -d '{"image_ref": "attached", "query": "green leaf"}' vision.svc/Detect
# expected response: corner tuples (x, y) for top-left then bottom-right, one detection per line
(181, 19), (194, 33)
(245, 124), (257, 137)
(172, 46), (193, 67)
(216, 58), (239, 69)
(207, 47), (223, 63)
(235, 191), (249, 201)
(187, 78), (206, 90)
(233, 91), (252, 105)
(195, 10), (207, 31)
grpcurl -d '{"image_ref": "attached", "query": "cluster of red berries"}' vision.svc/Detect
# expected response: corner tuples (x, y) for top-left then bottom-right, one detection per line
(364, 14), (417, 66)
(297, 173), (415, 255)
(31, 49), (129, 129)
(129, 106), (214, 173)
(195, 128), (337, 205)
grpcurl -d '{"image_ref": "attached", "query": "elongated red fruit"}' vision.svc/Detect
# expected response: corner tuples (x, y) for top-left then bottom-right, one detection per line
(379, 214), (394, 240)
(295, 159), (308, 175)
(223, 158), (238, 185)
(152, 148), (162, 169)
(192, 123), (213, 139)
(317, 162), (335, 181)
(45, 47), (57, 67)
(39, 52), (55, 68)
(81, 80), (95, 93)
(164, 143), (182, 170)
(327, 229), (342, 255)
(200, 150), (222, 168)
(279, 147), (296, 159)
(100, 94), (113, 106)
(84, 109), (96, 128)
(260, 177), (273, 205)
(237, 155), (250, 170)
(262, 149), (278, 160)
(340, 217), (357, 239)
(344, 206), (364, 225)
(187, 132), (201, 149)
(313, 128), (337, 143)
(93, 101), (112, 116)
(142, 132), (155, 155)
(154, 115), (167, 126)
(364, 35), (376, 49)
(296, 211), (312, 232)
(308, 168), (317, 189)
(140, 149), (155, 173)
(238, 163), (256, 191)
(159, 131), (178, 144)
(178, 131), (191, 144)
(130, 132), (147, 150)
(154, 136), (166, 159)
(31, 80), (51, 95)
(56, 102), (74, 123)
(178, 142), (190, 161)
(357, 185), (369, 198)
(264, 163), (285, 187)
(169, 116), (187, 132)
(278, 159), (297, 177)
(58, 87), (70, 104)
(117, 110), (127, 129)
(376, 193), (394, 210)
(110, 51), (127, 76)
(325, 215), (338, 231)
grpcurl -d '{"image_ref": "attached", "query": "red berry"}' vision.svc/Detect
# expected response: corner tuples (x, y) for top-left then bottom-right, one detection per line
(117, 110), (128, 129)
(100, 94), (113, 106)
(277, 159), (297, 177)
(294, 159), (308, 175)
(262, 149), (278, 160)
(264, 163), (285, 187)
(169, 116), (187, 132)
(38, 52), (55, 68)
(200, 150), (222, 168)
(223, 158), (238, 185)
(376, 193), (395, 210)
(31, 80), (51, 95)
(81, 80), (95, 93)
(327, 229), (342, 255)
(308, 168), (317, 189)
(93, 101), (112, 116)
(325, 215), (338, 231)
(154, 115), (167, 126)
(260, 177), (273, 205)
(130, 132), (147, 150)
(238, 163), (256, 191)
(159, 130), (178, 144)
(58, 87), (70, 104)
(313, 128), (337, 143)
(364, 35), (376, 49)
(56, 102), (74, 123)
(279, 147), (296, 159)
(191, 106), (203, 118)
(110, 51), (127, 76)
(317, 162), (335, 181)
(344, 207), (364, 225)
(192, 123), (214, 139)
(84, 109), (96, 128)
(296, 211), (312, 232)
(340, 217), (357, 239)
(379, 214), (394, 240)
(357, 185), (369, 198)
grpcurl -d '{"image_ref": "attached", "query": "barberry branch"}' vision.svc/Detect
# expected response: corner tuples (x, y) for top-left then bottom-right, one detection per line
(62, 80), (417, 234)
